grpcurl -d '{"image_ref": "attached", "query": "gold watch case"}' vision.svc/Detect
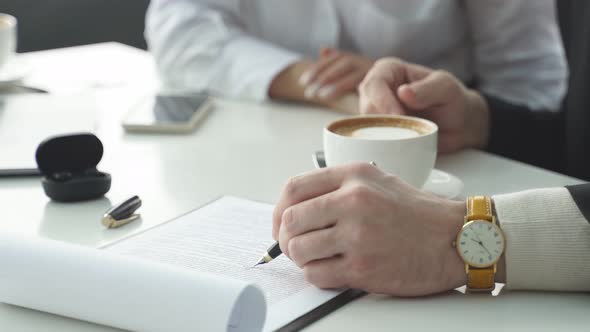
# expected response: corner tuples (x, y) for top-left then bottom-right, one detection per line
(453, 217), (506, 269)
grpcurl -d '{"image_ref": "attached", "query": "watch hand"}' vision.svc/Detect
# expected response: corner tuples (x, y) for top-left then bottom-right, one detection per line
(471, 236), (492, 256)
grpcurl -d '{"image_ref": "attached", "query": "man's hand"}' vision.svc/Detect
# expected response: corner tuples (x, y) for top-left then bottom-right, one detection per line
(358, 58), (490, 153)
(272, 163), (467, 296)
(299, 48), (374, 102)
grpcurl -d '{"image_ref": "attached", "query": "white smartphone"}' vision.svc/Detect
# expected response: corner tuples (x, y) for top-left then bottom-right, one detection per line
(122, 94), (214, 134)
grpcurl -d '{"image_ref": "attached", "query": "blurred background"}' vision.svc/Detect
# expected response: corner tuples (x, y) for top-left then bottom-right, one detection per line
(2, 0), (589, 180)
(3, 0), (149, 52)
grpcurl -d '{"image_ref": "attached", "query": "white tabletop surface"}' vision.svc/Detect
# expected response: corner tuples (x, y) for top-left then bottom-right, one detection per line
(0, 43), (586, 331)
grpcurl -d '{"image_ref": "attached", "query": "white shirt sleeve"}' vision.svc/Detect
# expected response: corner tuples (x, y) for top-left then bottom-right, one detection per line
(493, 188), (590, 291)
(145, 0), (302, 101)
(463, 0), (568, 111)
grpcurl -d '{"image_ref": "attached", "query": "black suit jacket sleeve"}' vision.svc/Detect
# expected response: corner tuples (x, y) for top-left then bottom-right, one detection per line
(483, 94), (590, 220)
(566, 184), (590, 223)
(482, 94), (565, 172)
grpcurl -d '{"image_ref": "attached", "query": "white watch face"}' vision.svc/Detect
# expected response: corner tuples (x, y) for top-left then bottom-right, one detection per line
(456, 220), (505, 268)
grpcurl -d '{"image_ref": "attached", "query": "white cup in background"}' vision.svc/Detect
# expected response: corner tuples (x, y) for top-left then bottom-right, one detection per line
(323, 114), (438, 188)
(0, 13), (17, 71)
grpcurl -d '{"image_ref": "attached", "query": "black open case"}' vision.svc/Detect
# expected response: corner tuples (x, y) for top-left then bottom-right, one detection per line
(35, 133), (111, 202)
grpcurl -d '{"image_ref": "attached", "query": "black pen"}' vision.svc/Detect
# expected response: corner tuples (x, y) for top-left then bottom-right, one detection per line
(253, 241), (283, 267)
(0, 168), (42, 178)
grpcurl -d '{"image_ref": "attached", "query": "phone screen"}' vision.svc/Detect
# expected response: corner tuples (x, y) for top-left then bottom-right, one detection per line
(126, 94), (210, 126)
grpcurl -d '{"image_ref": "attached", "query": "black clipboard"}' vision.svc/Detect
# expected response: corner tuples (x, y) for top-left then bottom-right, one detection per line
(276, 288), (366, 332)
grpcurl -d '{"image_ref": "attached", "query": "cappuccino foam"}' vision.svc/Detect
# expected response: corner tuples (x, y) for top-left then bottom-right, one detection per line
(329, 116), (433, 140)
(351, 127), (419, 140)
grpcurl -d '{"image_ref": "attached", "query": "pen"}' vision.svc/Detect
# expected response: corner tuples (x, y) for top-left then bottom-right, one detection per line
(253, 241), (283, 267)
(254, 161), (377, 267)
(102, 195), (142, 229)
(0, 168), (42, 178)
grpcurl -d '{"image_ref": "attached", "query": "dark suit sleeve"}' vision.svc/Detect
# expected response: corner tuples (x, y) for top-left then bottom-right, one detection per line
(566, 184), (590, 223)
(482, 94), (590, 221)
(482, 94), (565, 172)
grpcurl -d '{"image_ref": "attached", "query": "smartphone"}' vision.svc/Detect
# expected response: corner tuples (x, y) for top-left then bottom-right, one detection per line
(122, 94), (213, 133)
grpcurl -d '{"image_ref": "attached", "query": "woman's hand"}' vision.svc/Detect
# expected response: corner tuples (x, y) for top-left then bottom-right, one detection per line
(299, 48), (374, 102)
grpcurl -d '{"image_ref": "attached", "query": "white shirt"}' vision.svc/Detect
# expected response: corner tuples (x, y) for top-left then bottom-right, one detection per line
(146, 0), (567, 111)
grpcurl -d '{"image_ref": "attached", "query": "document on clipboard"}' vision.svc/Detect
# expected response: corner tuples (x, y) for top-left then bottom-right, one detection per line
(0, 196), (363, 332)
(106, 196), (364, 331)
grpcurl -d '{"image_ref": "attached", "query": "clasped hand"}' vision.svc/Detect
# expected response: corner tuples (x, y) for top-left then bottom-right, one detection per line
(299, 48), (374, 101)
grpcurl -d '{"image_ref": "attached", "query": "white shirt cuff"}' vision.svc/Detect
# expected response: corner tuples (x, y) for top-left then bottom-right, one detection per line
(493, 187), (590, 291)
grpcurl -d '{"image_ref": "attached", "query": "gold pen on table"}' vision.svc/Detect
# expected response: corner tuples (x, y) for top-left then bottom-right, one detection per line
(253, 161), (377, 267)
(102, 196), (142, 229)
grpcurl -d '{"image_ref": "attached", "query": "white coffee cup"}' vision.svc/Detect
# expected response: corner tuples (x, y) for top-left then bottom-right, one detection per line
(0, 14), (17, 71)
(323, 114), (438, 188)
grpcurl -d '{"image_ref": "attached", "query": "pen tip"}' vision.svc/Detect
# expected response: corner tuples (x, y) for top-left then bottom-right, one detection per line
(251, 257), (266, 268)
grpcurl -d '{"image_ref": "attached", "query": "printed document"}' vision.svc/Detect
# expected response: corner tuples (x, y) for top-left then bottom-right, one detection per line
(0, 196), (347, 332)
(107, 196), (344, 331)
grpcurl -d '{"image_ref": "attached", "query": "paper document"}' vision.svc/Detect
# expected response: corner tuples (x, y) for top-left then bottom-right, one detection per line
(0, 196), (350, 332)
(107, 196), (344, 331)
(0, 233), (265, 332)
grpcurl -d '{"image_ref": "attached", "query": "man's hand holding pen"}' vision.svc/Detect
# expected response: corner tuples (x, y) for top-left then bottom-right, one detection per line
(271, 163), (469, 297)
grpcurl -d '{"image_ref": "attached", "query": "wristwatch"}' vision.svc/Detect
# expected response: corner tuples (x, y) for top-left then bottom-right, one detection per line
(454, 196), (505, 292)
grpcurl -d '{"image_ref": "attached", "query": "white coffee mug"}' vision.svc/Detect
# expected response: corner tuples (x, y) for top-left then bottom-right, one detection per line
(323, 114), (438, 188)
(0, 14), (17, 71)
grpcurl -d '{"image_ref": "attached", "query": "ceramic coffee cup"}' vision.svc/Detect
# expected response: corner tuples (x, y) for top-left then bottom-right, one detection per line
(324, 114), (438, 188)
(0, 14), (17, 71)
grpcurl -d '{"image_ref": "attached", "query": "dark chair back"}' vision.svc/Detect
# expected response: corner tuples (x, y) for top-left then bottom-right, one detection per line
(558, 0), (590, 181)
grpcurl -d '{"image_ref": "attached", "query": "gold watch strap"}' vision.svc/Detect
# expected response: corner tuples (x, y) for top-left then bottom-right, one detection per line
(467, 196), (493, 222)
(467, 267), (495, 290)
(465, 196), (495, 292)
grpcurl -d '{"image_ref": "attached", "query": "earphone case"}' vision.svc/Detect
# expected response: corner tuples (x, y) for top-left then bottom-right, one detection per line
(35, 133), (111, 202)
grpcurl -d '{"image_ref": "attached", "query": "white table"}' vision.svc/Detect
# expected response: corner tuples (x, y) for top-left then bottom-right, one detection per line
(0, 43), (586, 332)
